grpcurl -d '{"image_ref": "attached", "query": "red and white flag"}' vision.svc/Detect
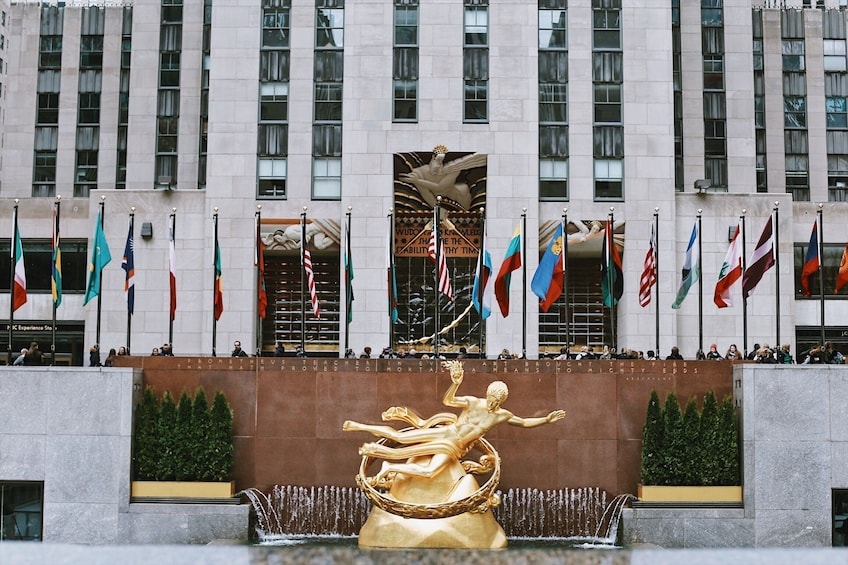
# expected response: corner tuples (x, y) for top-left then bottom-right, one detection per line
(742, 215), (775, 299)
(714, 224), (742, 308)
(303, 243), (320, 317)
(638, 223), (657, 307)
(428, 223), (453, 300)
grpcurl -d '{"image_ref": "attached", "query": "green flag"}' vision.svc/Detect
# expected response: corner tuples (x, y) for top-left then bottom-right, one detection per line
(84, 210), (112, 306)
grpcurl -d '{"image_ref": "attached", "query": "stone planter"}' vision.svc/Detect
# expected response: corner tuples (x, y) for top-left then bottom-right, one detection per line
(131, 480), (236, 499)
(637, 484), (742, 503)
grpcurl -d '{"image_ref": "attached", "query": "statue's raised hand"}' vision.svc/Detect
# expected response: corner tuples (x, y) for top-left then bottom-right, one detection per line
(442, 360), (464, 384)
(546, 410), (566, 423)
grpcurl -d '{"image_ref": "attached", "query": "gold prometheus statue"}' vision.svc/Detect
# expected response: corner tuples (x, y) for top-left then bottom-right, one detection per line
(343, 360), (566, 549)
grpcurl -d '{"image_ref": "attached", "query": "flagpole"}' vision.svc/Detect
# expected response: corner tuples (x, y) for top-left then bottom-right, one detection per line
(521, 208), (527, 359)
(477, 207), (486, 358)
(126, 209), (134, 355)
(609, 208), (618, 352)
(212, 208), (219, 357)
(562, 208), (570, 352)
(741, 209), (748, 357)
(345, 207), (352, 352)
(434, 197), (441, 359)
(818, 203), (825, 346)
(255, 206), (262, 356)
(388, 209), (395, 347)
(773, 202), (780, 348)
(653, 208), (660, 356)
(697, 209), (703, 355)
(96, 196), (105, 349)
(8, 200), (19, 364)
(52, 196), (62, 365)
(168, 208), (175, 347)
(300, 207), (307, 354)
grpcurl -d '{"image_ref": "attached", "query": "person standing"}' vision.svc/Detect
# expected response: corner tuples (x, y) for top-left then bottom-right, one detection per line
(274, 342), (286, 357)
(231, 341), (248, 357)
(666, 346), (684, 360)
(89, 344), (101, 367)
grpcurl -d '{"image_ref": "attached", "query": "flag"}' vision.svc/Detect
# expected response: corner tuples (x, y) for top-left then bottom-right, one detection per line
(257, 239), (268, 320)
(52, 206), (62, 308)
(303, 243), (320, 317)
(714, 223), (742, 308)
(800, 221), (819, 297)
(386, 223), (398, 323)
(671, 221), (699, 309)
(742, 215), (775, 299)
(494, 224), (521, 317)
(121, 222), (135, 314)
(428, 223), (453, 300)
(12, 224), (27, 312)
(213, 237), (223, 321)
(601, 219), (624, 307)
(84, 210), (112, 306)
(639, 223), (657, 307)
(836, 243), (848, 294)
(168, 215), (177, 320)
(531, 223), (565, 312)
(472, 241), (493, 320)
(345, 219), (354, 324)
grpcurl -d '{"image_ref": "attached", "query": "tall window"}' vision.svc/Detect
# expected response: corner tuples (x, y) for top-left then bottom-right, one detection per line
(782, 10), (809, 201)
(672, 0), (683, 190)
(539, 2), (568, 200)
(824, 11), (848, 202)
(393, 1), (418, 122)
(592, 0), (622, 200)
(258, 0), (291, 198)
(463, 1), (488, 122)
(155, 1), (183, 189)
(116, 7), (133, 190)
(312, 2), (344, 199)
(753, 12), (767, 193)
(701, 0), (727, 190)
(32, 6), (63, 197)
(74, 7), (104, 197)
(198, 0), (212, 189)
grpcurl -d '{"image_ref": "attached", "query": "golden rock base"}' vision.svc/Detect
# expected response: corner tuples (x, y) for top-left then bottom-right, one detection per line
(357, 457), (507, 549)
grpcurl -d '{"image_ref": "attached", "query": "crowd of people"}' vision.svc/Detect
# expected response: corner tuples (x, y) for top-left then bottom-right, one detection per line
(66, 340), (845, 365)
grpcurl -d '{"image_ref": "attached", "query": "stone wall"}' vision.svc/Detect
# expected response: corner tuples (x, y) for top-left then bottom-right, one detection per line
(131, 356), (733, 496)
(0, 367), (249, 544)
(622, 364), (848, 548)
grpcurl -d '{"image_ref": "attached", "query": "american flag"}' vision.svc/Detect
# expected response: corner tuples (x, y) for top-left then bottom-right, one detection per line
(428, 224), (453, 300)
(303, 243), (320, 317)
(639, 223), (657, 307)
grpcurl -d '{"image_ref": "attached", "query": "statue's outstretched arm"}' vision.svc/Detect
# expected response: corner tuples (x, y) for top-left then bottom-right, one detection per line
(507, 409), (566, 428)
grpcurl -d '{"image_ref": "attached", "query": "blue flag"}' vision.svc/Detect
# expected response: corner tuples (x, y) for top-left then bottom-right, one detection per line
(84, 210), (112, 306)
(472, 246), (493, 320)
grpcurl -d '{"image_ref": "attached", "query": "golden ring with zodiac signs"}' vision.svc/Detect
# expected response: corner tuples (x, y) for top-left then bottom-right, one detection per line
(356, 436), (502, 520)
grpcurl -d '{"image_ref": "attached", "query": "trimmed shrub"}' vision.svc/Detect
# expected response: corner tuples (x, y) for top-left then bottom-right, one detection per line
(208, 391), (234, 482)
(190, 388), (211, 481)
(716, 396), (740, 485)
(134, 387), (234, 483)
(640, 389), (740, 487)
(682, 397), (701, 484)
(661, 392), (686, 485)
(155, 391), (178, 481)
(640, 390), (664, 484)
(698, 391), (721, 485)
(133, 387), (160, 480)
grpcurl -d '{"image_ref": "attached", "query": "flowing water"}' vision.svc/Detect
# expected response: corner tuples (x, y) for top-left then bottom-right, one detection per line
(240, 485), (634, 546)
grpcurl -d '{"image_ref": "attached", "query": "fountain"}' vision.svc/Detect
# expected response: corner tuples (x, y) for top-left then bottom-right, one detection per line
(241, 359), (632, 548)
(241, 485), (633, 545)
